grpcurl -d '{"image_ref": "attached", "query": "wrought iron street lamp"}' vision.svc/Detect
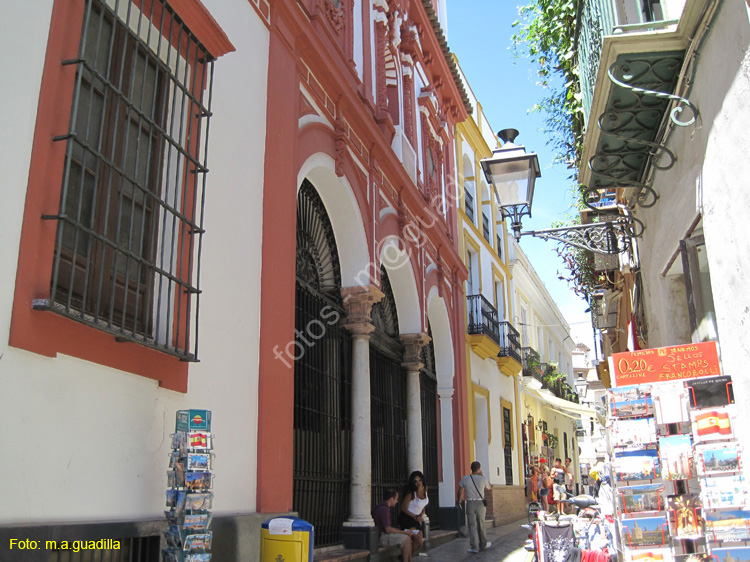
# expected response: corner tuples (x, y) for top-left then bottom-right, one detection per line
(574, 374), (589, 401)
(480, 129), (539, 242)
(480, 129), (642, 255)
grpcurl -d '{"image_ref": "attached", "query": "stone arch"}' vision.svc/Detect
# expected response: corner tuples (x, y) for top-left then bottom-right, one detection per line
(298, 153), (370, 287)
(426, 285), (454, 389)
(378, 236), (422, 334)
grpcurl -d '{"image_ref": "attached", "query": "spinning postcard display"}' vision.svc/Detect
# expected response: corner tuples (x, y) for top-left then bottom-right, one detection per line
(164, 410), (215, 562)
(608, 342), (747, 562)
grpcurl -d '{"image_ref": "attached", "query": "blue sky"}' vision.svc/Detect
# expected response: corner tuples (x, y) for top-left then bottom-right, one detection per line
(445, 0), (596, 355)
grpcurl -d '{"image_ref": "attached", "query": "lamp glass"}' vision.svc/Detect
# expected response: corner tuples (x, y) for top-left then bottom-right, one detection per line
(480, 148), (540, 208)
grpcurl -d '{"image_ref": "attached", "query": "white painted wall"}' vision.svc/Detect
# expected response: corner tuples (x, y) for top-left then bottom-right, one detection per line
(0, 0), (268, 524)
(633, 0), (750, 464)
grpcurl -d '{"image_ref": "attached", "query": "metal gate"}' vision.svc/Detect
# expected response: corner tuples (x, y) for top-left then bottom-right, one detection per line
(293, 180), (351, 547)
(370, 268), (407, 509)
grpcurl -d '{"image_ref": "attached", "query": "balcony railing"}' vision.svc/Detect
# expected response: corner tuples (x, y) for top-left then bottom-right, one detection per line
(548, 380), (580, 404)
(498, 321), (522, 364)
(522, 347), (544, 384)
(466, 294), (499, 345)
(576, 0), (679, 122)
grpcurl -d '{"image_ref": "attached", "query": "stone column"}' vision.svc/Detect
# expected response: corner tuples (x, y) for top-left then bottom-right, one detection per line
(341, 285), (384, 535)
(401, 332), (431, 473)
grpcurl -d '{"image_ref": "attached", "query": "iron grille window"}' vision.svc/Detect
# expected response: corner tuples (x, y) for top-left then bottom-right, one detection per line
(464, 187), (475, 223)
(502, 406), (513, 485)
(482, 213), (491, 243)
(42, 0), (214, 361)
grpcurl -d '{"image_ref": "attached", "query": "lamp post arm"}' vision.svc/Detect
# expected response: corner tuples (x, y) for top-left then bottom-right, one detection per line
(516, 217), (643, 255)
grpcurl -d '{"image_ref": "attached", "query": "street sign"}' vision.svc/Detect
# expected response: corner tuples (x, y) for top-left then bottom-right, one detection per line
(610, 341), (720, 386)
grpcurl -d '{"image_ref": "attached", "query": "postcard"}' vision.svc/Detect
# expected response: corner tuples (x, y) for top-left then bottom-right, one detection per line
(187, 453), (211, 471)
(615, 447), (661, 482)
(711, 548), (750, 562)
(184, 493), (214, 511)
(696, 443), (741, 476)
(166, 489), (177, 507)
(659, 435), (693, 480)
(183, 513), (213, 531)
(621, 515), (669, 547)
(618, 484), (664, 513)
(674, 554), (710, 562)
(185, 471), (212, 492)
(189, 432), (211, 450)
(704, 510), (750, 542)
(691, 408), (734, 444)
(184, 532), (212, 552)
(667, 494), (703, 539)
(625, 548), (673, 562)
(652, 381), (690, 424)
(185, 554), (212, 562)
(700, 474), (747, 508)
(171, 432), (188, 455)
(610, 385), (654, 419)
(686, 376), (734, 409)
(613, 418), (657, 448)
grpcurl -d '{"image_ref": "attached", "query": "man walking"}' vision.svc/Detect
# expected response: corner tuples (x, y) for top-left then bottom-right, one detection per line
(457, 461), (492, 553)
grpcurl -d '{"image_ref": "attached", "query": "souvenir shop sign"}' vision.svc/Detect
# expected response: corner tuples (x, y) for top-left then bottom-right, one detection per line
(611, 342), (720, 386)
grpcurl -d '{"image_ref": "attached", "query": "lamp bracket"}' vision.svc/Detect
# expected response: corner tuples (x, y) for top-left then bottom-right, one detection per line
(519, 216), (644, 255)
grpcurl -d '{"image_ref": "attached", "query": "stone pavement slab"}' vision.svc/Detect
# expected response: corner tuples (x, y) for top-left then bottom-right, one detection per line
(425, 520), (532, 562)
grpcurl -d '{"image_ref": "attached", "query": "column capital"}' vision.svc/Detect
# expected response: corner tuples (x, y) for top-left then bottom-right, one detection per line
(341, 285), (384, 336)
(400, 332), (431, 370)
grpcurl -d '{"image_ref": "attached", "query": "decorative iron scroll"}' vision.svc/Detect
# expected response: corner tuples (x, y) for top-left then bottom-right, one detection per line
(608, 61), (700, 127)
(522, 216), (644, 255)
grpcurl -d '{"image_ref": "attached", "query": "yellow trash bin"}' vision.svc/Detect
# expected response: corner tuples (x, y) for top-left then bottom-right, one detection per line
(261, 517), (314, 562)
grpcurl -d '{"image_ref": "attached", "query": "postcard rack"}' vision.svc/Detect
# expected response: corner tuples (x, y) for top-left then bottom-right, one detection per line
(163, 409), (215, 562)
(608, 373), (747, 562)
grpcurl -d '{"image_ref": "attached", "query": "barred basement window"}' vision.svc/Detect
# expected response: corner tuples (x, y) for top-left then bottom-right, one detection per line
(40, 0), (215, 361)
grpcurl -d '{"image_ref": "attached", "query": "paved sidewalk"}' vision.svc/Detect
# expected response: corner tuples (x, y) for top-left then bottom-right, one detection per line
(426, 520), (532, 562)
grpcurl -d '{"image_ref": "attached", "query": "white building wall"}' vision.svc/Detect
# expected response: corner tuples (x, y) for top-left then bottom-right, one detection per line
(633, 0), (750, 462)
(0, 0), (269, 524)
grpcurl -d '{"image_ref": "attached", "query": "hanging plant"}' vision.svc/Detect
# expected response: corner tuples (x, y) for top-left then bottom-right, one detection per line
(547, 434), (559, 450)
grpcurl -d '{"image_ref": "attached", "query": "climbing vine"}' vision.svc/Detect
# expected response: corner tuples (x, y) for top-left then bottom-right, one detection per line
(512, 0), (598, 300)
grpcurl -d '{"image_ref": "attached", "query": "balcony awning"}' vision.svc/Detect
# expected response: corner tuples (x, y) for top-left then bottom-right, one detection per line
(528, 387), (606, 426)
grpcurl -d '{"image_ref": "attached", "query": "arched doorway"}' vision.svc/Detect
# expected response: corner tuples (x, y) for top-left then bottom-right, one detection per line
(293, 179), (351, 546)
(370, 266), (407, 507)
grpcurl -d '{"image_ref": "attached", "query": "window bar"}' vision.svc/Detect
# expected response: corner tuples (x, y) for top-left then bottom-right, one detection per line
(182, 41), (211, 357)
(99, 0), (132, 328)
(151, 0), (173, 349)
(48, 0), (95, 314)
(192, 61), (214, 360)
(172, 21), (191, 355)
(155, 9), (181, 353)
(129, 0), (159, 339)
(114, 28), (140, 336)
(76, 3), (110, 325)
(177, 33), (200, 356)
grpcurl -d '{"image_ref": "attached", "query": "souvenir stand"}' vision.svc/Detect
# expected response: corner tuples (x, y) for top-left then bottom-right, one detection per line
(163, 410), (215, 562)
(608, 342), (749, 562)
